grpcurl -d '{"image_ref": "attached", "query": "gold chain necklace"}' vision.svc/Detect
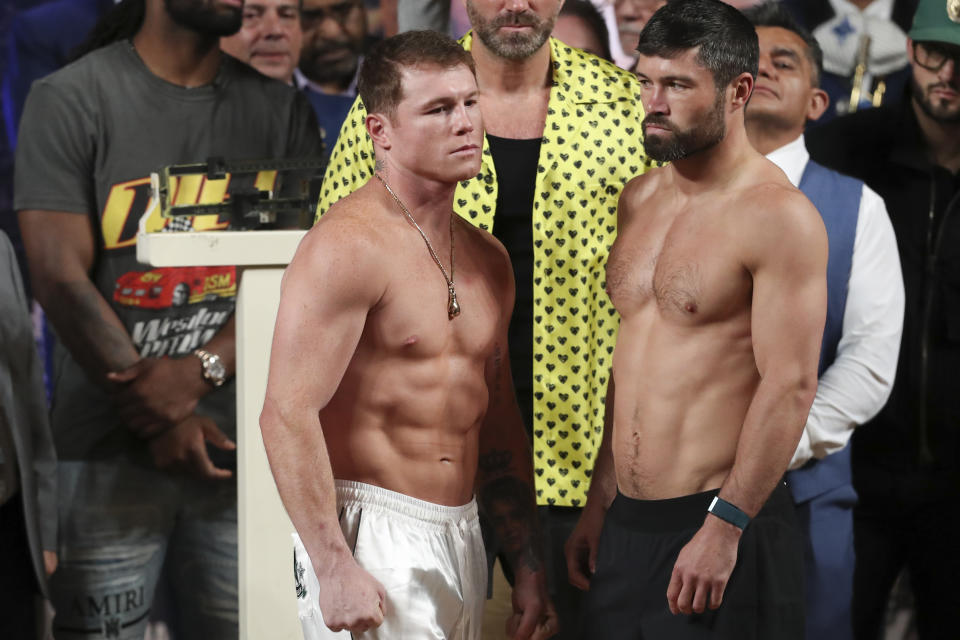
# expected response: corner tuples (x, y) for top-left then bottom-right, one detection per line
(374, 173), (461, 320)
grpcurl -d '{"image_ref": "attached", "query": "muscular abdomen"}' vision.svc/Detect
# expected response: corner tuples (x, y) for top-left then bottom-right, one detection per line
(611, 311), (757, 500)
(321, 342), (490, 507)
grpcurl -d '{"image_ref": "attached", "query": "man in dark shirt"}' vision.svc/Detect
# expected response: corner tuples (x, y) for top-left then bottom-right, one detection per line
(805, 0), (960, 636)
(1, 0), (114, 294)
(14, 0), (323, 636)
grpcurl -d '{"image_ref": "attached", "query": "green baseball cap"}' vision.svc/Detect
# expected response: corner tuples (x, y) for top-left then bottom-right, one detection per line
(910, 0), (960, 46)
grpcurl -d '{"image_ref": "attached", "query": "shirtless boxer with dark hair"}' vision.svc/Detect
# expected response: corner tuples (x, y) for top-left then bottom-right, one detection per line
(565, 1), (828, 637)
(259, 30), (555, 640)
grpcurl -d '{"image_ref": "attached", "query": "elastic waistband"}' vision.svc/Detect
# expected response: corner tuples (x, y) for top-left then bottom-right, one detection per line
(607, 481), (792, 533)
(335, 480), (478, 527)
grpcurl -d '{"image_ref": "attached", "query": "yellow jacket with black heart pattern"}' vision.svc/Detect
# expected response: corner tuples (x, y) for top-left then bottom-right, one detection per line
(316, 34), (654, 507)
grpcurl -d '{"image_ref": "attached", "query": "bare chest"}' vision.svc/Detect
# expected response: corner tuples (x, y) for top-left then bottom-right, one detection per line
(606, 210), (751, 323)
(362, 248), (502, 362)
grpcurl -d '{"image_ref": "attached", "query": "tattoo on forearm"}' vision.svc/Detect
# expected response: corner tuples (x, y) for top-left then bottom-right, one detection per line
(491, 344), (503, 403)
(479, 474), (543, 572)
(51, 279), (139, 374)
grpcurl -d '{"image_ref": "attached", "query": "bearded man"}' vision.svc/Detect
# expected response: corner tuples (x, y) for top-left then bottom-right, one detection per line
(566, 1), (827, 637)
(295, 0), (369, 142)
(13, 0), (323, 636)
(806, 0), (960, 636)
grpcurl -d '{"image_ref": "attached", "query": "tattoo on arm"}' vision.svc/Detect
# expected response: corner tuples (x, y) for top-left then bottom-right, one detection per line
(478, 454), (543, 572)
(491, 344), (503, 404)
(49, 279), (140, 377)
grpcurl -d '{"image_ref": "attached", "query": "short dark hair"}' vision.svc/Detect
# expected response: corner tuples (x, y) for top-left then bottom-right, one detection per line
(742, 1), (823, 87)
(636, 0), (759, 90)
(358, 30), (475, 117)
(558, 0), (613, 62)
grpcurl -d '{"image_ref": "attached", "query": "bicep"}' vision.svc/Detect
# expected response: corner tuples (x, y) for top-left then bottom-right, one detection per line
(749, 210), (828, 377)
(265, 234), (378, 414)
(18, 210), (96, 286)
(480, 252), (522, 450)
(482, 247), (517, 403)
(15, 84), (98, 288)
(15, 81), (96, 213)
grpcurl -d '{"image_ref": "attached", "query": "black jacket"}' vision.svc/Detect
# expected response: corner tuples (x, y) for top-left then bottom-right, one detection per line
(806, 100), (960, 493)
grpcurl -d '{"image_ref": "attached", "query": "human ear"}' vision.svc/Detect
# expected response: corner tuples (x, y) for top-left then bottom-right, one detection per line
(806, 88), (829, 123)
(731, 71), (754, 108)
(365, 113), (392, 150)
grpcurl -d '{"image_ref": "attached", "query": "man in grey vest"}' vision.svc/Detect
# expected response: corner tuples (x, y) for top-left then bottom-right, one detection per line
(743, 3), (904, 639)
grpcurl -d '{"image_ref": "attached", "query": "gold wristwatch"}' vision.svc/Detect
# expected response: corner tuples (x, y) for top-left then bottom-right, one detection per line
(194, 349), (226, 387)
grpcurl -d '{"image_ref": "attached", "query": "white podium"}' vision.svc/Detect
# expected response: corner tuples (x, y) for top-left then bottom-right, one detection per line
(138, 230), (307, 640)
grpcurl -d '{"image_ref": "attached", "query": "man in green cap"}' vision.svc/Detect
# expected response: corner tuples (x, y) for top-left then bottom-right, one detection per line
(806, 1), (960, 637)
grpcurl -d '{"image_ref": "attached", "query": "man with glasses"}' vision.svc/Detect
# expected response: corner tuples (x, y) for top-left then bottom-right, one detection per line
(806, 0), (960, 637)
(296, 0), (369, 145)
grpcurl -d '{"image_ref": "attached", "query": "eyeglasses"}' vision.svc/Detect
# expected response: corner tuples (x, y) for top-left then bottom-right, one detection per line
(300, 0), (361, 26)
(913, 41), (960, 72)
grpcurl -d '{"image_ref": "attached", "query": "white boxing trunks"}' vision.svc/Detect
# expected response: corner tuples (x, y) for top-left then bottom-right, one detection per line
(293, 480), (487, 640)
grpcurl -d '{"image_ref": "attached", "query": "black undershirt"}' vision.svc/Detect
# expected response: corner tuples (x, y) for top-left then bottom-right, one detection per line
(487, 134), (542, 435)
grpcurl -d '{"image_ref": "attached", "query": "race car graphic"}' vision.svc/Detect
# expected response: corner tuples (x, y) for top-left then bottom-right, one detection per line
(113, 266), (236, 309)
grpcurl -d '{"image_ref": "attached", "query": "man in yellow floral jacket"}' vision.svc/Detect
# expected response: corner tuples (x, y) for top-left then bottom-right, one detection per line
(317, 1), (653, 635)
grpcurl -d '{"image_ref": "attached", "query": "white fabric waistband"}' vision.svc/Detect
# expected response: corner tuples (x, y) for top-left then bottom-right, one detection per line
(335, 479), (478, 529)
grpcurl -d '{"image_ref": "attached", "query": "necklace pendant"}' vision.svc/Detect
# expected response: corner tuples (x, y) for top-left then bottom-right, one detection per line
(448, 285), (461, 320)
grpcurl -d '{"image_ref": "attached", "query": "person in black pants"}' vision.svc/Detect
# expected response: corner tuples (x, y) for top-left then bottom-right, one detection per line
(806, 1), (960, 637)
(566, 1), (825, 637)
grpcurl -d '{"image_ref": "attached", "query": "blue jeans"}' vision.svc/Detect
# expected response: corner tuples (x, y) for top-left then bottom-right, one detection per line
(49, 455), (237, 639)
